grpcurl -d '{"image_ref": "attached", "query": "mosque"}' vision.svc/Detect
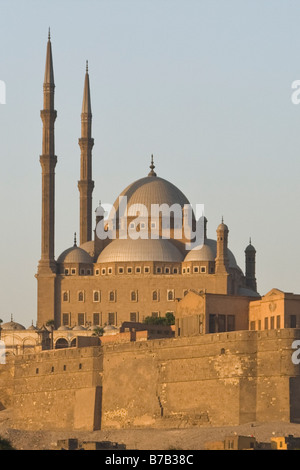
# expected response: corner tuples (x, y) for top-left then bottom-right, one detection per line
(1, 33), (300, 431)
(1, 31), (300, 352)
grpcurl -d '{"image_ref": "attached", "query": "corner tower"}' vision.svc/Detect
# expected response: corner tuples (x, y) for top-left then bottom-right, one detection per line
(215, 218), (229, 274)
(78, 61), (94, 245)
(36, 30), (57, 327)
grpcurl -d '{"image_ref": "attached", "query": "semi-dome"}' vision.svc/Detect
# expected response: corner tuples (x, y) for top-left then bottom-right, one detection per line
(97, 238), (184, 263)
(57, 246), (93, 264)
(184, 239), (238, 269)
(1, 320), (26, 331)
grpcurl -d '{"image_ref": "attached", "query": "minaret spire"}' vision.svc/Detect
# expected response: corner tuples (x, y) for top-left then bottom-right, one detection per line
(39, 30), (57, 266)
(36, 31), (58, 328)
(78, 61), (94, 245)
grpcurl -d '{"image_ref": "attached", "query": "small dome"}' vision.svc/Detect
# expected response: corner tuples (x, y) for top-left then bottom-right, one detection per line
(245, 240), (256, 252)
(103, 325), (118, 335)
(184, 238), (238, 268)
(72, 325), (86, 331)
(217, 222), (229, 232)
(28, 323), (38, 331)
(184, 243), (215, 262)
(57, 325), (70, 331)
(97, 238), (184, 263)
(57, 246), (93, 264)
(80, 240), (96, 259)
(1, 321), (26, 331)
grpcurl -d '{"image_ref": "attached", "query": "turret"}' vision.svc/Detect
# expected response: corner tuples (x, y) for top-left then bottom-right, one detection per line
(215, 218), (229, 274)
(245, 238), (257, 292)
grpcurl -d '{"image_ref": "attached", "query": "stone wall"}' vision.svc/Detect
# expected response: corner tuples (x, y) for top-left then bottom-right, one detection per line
(1, 329), (300, 431)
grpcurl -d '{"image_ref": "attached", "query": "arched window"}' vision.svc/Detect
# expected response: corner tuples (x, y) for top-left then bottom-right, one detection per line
(152, 290), (158, 301)
(55, 338), (69, 350)
(93, 291), (100, 302)
(131, 291), (137, 302)
(109, 291), (115, 302)
(78, 291), (84, 302)
(167, 290), (174, 301)
(62, 291), (69, 302)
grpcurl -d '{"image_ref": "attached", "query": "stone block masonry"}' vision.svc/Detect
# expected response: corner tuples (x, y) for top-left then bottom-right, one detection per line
(3, 329), (300, 431)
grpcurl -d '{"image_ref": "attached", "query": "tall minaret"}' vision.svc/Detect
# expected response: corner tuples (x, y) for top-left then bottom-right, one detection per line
(78, 61), (94, 245)
(38, 28), (57, 272)
(215, 218), (229, 274)
(36, 29), (57, 328)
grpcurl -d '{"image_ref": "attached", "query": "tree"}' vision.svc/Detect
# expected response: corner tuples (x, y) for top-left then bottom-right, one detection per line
(92, 327), (104, 337)
(143, 313), (175, 326)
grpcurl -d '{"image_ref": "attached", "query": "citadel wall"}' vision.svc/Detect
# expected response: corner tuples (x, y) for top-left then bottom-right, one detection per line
(1, 329), (300, 431)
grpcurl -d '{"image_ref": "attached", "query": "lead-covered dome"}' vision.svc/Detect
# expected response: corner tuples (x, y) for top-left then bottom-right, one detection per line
(184, 239), (238, 268)
(97, 238), (184, 263)
(1, 320), (26, 331)
(57, 246), (93, 264)
(113, 174), (191, 217)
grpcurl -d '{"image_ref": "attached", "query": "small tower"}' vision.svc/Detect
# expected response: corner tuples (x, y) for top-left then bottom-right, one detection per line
(215, 218), (229, 274)
(78, 60), (95, 245)
(245, 238), (257, 292)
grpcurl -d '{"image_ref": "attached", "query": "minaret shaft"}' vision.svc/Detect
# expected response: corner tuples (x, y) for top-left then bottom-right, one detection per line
(78, 65), (94, 245)
(39, 35), (57, 270)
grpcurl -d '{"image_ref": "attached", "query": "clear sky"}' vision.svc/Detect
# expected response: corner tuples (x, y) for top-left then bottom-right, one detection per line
(0, 0), (300, 327)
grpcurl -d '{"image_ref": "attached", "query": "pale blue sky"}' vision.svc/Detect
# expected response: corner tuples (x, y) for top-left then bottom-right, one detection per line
(0, 0), (300, 326)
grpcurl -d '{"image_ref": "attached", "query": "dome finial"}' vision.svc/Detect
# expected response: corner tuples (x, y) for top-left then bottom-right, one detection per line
(249, 237), (252, 245)
(148, 154), (157, 177)
(86, 60), (88, 73)
(11, 313), (13, 322)
(74, 232), (77, 247)
(221, 216), (224, 224)
(48, 27), (51, 41)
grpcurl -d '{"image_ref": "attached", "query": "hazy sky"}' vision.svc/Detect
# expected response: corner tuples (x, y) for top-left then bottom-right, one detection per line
(1, 0), (300, 327)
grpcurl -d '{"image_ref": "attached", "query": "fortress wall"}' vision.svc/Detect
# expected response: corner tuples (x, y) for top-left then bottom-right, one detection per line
(101, 330), (300, 429)
(4, 329), (300, 431)
(12, 347), (103, 431)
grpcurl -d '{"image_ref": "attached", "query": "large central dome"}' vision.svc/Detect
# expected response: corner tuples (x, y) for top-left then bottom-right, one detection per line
(113, 175), (191, 217)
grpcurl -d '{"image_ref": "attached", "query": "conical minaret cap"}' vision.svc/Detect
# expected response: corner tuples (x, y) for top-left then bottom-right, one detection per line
(82, 60), (92, 114)
(44, 28), (55, 85)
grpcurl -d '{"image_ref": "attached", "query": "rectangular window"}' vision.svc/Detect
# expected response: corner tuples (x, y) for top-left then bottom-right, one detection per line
(270, 316), (275, 329)
(108, 312), (115, 325)
(264, 317), (269, 330)
(250, 320), (256, 331)
(130, 312), (137, 322)
(290, 315), (297, 328)
(62, 313), (70, 326)
(218, 314), (226, 333)
(193, 266), (199, 273)
(127, 267), (132, 274)
(93, 313), (100, 326)
(200, 266), (206, 273)
(78, 313), (85, 326)
(135, 266), (141, 273)
(86, 269), (91, 275)
(258, 319), (261, 331)
(276, 315), (281, 329)
(227, 315), (235, 332)
(144, 266), (150, 273)
(71, 268), (76, 275)
(80, 269), (85, 275)
(209, 314), (217, 333)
